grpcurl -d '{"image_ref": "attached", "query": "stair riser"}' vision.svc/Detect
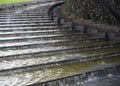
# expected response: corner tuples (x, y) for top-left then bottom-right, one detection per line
(0, 40), (119, 51)
(0, 35), (88, 43)
(0, 26), (64, 32)
(0, 52), (120, 76)
(0, 23), (57, 28)
(0, 44), (119, 61)
(0, 20), (53, 24)
(0, 31), (81, 37)
(0, 17), (51, 20)
(28, 65), (120, 86)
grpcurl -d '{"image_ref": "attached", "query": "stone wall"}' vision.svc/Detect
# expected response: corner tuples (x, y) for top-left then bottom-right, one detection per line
(63, 0), (120, 26)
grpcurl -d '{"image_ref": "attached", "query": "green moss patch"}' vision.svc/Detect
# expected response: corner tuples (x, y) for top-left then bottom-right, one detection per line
(0, 0), (31, 5)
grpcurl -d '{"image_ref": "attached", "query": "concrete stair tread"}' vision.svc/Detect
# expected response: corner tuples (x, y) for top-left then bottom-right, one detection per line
(0, 34), (61, 40)
(0, 23), (57, 27)
(1, 63), (119, 86)
(0, 20), (53, 24)
(0, 39), (119, 51)
(0, 52), (119, 76)
(0, 44), (119, 62)
(0, 0), (119, 85)
(0, 37), (106, 49)
(0, 30), (82, 37)
(0, 17), (52, 20)
(0, 51), (120, 71)
(0, 26), (63, 31)
(0, 34), (91, 43)
(0, 30), (78, 34)
(0, 38), (111, 47)
(0, 33), (87, 40)
(0, 16), (50, 18)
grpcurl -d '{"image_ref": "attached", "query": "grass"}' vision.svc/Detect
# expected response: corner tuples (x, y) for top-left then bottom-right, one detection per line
(0, 0), (31, 5)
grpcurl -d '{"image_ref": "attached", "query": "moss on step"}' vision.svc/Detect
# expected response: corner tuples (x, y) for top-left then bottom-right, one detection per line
(25, 56), (120, 83)
(80, 47), (120, 56)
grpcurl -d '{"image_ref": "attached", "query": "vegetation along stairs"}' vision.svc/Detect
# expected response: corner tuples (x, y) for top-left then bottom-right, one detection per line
(0, 0), (120, 86)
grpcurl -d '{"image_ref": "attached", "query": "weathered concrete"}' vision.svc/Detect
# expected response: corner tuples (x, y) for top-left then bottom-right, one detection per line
(28, 64), (120, 86)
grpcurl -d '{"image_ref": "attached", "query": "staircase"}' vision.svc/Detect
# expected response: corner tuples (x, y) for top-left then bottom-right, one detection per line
(0, 0), (120, 86)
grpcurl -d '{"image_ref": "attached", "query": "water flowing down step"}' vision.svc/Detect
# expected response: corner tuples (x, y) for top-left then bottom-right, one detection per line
(0, 0), (120, 86)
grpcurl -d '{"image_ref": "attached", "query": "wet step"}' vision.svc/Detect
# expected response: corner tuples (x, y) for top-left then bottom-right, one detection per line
(0, 20), (53, 24)
(0, 45), (120, 71)
(78, 76), (120, 86)
(0, 42), (120, 61)
(0, 22), (57, 28)
(0, 19), (53, 23)
(0, 32), (86, 39)
(0, 38), (119, 51)
(0, 56), (119, 86)
(20, 10), (48, 15)
(0, 15), (49, 17)
(0, 15), (51, 19)
(0, 33), (90, 43)
(0, 13), (49, 17)
(28, 63), (120, 86)
(0, 26), (66, 32)
(0, 30), (81, 37)
(0, 16), (50, 19)
(0, 18), (52, 22)
(0, 37), (106, 50)
(1, 37), (107, 57)
(79, 47), (120, 56)
(0, 1), (119, 85)
(0, 22), (56, 28)
(0, 53), (117, 70)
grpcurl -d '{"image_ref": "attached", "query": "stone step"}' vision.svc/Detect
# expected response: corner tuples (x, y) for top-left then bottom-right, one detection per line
(0, 43), (119, 61)
(0, 14), (49, 17)
(0, 16), (51, 20)
(0, 22), (57, 28)
(0, 52), (119, 76)
(0, 18), (52, 22)
(21, 12), (48, 14)
(0, 15), (49, 17)
(1, 52), (119, 71)
(0, 42), (119, 70)
(0, 13), (49, 16)
(0, 32), (86, 39)
(0, 37), (106, 50)
(0, 30), (80, 37)
(28, 64), (120, 86)
(0, 33), (89, 43)
(0, 26), (66, 32)
(0, 16), (50, 19)
(0, 1), (119, 86)
(0, 20), (53, 24)
(0, 38), (111, 51)
(0, 62), (119, 86)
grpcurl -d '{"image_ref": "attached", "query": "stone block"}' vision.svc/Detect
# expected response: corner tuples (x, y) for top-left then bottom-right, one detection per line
(75, 25), (88, 33)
